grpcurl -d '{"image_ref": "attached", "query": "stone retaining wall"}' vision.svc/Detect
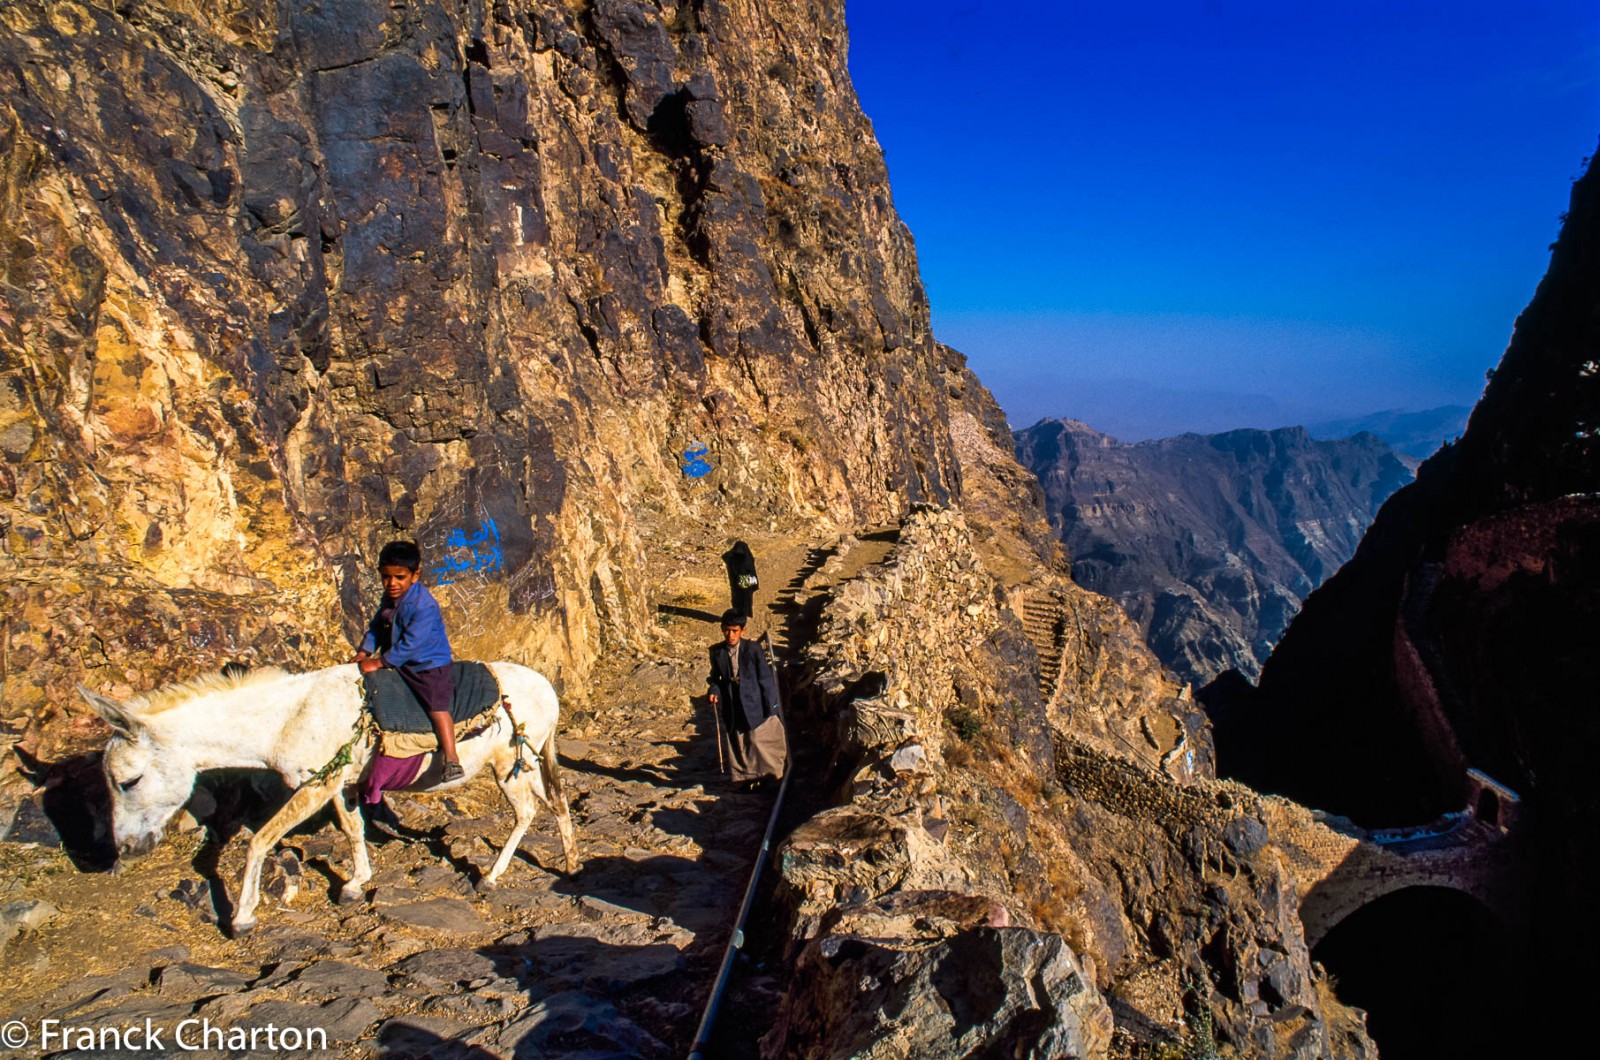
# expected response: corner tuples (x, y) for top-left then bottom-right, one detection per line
(769, 506), (1376, 1059)
(768, 506), (1114, 1058)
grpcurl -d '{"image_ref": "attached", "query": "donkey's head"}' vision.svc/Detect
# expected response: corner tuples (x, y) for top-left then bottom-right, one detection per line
(78, 686), (197, 860)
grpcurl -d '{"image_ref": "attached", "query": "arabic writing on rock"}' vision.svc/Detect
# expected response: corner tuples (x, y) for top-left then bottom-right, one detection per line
(433, 518), (504, 585)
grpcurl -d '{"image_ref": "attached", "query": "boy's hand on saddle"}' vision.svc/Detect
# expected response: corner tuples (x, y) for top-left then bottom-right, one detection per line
(357, 657), (384, 675)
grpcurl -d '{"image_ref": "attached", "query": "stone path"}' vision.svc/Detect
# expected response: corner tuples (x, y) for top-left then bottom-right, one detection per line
(0, 528), (846, 1058)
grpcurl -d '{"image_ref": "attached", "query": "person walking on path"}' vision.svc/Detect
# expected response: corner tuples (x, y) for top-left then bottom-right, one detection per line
(722, 540), (758, 623)
(706, 609), (786, 787)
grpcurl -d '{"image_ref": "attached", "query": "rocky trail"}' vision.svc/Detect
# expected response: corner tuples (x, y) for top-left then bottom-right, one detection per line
(0, 527), (893, 1058)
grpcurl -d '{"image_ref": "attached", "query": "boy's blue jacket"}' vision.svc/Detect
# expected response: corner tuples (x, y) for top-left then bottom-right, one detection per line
(360, 582), (453, 670)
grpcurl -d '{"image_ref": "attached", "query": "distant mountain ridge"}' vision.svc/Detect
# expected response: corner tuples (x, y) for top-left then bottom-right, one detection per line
(1015, 418), (1414, 685)
(1307, 405), (1470, 459)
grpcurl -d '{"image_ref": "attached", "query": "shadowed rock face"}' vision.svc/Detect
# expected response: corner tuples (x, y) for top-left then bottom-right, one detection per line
(1206, 149), (1599, 1027)
(774, 925), (1112, 1060)
(0, 0), (999, 753)
(1015, 420), (1412, 685)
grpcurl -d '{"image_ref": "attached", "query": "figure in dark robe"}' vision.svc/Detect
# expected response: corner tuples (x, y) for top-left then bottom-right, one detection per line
(722, 540), (758, 622)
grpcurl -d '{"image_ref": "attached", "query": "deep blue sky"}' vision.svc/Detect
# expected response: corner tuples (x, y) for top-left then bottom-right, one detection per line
(846, 0), (1600, 438)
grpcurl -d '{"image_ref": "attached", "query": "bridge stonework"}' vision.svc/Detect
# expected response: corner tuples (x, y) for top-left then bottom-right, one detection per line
(1272, 770), (1525, 949)
(1054, 732), (1526, 951)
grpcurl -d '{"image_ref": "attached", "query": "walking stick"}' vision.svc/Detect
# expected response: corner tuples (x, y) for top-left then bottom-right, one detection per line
(712, 692), (727, 775)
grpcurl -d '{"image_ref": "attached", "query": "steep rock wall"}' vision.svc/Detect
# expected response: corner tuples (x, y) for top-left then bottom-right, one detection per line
(1212, 151), (1600, 823)
(0, 0), (978, 756)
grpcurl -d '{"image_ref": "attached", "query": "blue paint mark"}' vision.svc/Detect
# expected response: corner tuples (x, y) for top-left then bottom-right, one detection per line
(681, 443), (713, 479)
(434, 517), (504, 585)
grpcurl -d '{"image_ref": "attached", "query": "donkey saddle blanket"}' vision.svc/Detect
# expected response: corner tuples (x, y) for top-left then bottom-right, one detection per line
(362, 661), (501, 734)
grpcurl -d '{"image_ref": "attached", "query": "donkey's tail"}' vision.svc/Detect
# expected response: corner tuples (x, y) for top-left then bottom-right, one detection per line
(542, 724), (580, 874)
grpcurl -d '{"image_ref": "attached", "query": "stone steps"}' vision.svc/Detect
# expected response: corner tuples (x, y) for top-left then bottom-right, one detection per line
(769, 530), (901, 662)
(1019, 596), (1069, 701)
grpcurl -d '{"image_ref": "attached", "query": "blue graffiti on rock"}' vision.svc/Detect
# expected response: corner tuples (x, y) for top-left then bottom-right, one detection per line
(681, 443), (713, 479)
(434, 518), (504, 585)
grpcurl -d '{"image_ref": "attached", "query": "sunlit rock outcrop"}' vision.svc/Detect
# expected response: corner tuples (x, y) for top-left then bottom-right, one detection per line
(771, 509), (1372, 1058)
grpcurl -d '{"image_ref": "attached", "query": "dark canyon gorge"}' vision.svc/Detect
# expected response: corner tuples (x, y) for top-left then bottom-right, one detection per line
(1202, 145), (1600, 1046)
(0, 2), (1591, 1058)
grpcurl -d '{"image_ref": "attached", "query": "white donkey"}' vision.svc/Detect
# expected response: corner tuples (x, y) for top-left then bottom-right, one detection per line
(78, 662), (578, 935)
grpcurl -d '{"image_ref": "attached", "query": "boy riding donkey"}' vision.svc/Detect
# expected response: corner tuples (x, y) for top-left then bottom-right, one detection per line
(353, 541), (463, 829)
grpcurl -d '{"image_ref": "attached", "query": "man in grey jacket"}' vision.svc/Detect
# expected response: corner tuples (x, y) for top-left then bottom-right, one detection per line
(706, 609), (786, 787)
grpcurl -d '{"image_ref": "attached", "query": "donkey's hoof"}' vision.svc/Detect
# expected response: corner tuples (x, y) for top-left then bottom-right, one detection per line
(230, 918), (257, 938)
(337, 884), (365, 905)
(474, 876), (498, 894)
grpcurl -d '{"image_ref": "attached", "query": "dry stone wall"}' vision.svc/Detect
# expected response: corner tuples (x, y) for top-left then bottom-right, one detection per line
(772, 507), (1375, 1058)
(772, 506), (1115, 1058)
(802, 506), (1051, 773)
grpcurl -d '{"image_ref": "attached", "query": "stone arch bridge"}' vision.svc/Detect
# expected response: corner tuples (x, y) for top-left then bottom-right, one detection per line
(1269, 768), (1525, 948)
(1054, 729), (1527, 949)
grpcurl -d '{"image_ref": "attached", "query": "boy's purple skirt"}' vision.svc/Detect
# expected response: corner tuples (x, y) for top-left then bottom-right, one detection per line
(362, 753), (423, 805)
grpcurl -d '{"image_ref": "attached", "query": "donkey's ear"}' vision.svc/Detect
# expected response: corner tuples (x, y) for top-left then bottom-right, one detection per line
(77, 685), (139, 739)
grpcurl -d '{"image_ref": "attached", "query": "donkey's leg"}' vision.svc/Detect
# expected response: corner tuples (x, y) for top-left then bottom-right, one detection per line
(329, 782), (373, 904)
(478, 747), (537, 892)
(233, 772), (344, 936)
(542, 728), (580, 874)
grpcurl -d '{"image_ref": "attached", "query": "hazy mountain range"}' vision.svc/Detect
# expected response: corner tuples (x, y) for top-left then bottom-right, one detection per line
(1306, 405), (1470, 459)
(1016, 418), (1414, 685)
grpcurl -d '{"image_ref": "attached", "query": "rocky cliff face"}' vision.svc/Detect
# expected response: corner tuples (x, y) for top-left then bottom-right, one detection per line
(1206, 150), (1598, 1027)
(1014, 420), (1412, 686)
(0, 0), (986, 760)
